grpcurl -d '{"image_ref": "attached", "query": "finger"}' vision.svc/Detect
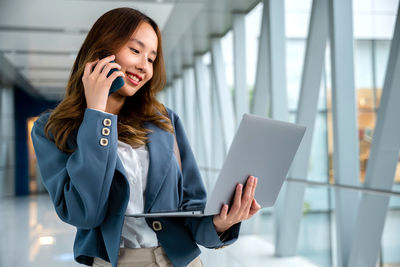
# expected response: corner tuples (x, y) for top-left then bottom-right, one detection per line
(93, 55), (115, 75)
(251, 177), (258, 199)
(251, 198), (261, 209)
(241, 176), (255, 211)
(219, 204), (228, 220)
(230, 184), (243, 215)
(107, 71), (125, 84)
(101, 62), (122, 78)
(83, 59), (99, 78)
(243, 176), (255, 199)
(249, 199), (261, 217)
(242, 176), (258, 217)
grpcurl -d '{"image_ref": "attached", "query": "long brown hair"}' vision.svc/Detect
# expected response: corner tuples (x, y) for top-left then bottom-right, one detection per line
(44, 7), (173, 153)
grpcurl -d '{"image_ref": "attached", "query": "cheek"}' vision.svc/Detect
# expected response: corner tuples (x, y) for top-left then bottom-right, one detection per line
(147, 69), (154, 82)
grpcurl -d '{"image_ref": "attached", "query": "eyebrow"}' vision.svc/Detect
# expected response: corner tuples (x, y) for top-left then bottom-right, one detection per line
(129, 38), (157, 56)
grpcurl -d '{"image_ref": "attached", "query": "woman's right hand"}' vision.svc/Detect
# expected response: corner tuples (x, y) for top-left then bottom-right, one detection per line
(213, 175), (261, 233)
(82, 55), (125, 112)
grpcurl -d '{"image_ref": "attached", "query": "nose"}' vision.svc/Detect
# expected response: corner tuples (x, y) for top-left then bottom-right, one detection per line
(135, 55), (148, 73)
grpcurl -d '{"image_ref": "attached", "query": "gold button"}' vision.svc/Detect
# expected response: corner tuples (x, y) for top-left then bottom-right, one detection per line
(103, 118), (111, 127)
(102, 127), (110, 136)
(152, 221), (162, 231)
(100, 138), (108, 146)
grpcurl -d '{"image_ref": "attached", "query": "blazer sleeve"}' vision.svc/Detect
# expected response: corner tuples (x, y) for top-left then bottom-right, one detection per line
(168, 108), (241, 249)
(31, 108), (119, 229)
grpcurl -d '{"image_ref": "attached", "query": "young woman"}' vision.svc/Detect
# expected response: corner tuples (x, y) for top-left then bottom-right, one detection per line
(31, 7), (261, 267)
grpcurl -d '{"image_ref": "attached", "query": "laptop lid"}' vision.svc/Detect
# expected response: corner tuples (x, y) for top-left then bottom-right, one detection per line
(203, 114), (306, 215)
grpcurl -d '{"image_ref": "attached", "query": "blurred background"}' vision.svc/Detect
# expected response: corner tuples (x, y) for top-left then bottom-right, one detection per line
(0, 0), (399, 266)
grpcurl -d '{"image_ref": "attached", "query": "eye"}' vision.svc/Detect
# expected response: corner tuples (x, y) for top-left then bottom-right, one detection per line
(130, 48), (139, 53)
(148, 58), (154, 64)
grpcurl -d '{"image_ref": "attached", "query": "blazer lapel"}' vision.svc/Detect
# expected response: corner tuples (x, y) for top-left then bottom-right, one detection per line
(143, 121), (174, 212)
(115, 156), (127, 178)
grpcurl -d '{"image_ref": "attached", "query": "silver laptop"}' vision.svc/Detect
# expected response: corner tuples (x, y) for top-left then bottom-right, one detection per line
(126, 113), (306, 218)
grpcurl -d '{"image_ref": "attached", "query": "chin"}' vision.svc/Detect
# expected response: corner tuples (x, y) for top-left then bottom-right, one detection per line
(116, 85), (141, 97)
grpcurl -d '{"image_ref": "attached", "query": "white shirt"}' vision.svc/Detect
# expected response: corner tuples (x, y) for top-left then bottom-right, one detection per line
(116, 140), (158, 248)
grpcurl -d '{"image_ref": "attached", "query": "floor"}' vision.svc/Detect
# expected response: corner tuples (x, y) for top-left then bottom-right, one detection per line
(0, 194), (319, 267)
(1, 194), (399, 267)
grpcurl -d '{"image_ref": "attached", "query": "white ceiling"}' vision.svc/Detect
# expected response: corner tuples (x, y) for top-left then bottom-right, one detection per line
(0, 0), (260, 100)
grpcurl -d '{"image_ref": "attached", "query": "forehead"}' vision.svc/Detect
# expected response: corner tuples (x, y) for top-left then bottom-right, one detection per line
(129, 22), (158, 52)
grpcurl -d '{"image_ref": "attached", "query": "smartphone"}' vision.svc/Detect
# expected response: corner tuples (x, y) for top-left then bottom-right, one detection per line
(92, 54), (125, 95)
(107, 60), (125, 95)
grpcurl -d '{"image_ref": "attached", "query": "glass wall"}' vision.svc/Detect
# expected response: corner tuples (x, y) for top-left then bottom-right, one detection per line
(195, 0), (398, 266)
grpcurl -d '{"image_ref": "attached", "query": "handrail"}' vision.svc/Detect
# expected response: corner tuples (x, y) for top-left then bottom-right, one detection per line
(198, 166), (400, 197)
(286, 177), (400, 197)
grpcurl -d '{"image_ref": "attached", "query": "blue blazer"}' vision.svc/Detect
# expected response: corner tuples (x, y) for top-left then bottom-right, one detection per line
(31, 107), (240, 267)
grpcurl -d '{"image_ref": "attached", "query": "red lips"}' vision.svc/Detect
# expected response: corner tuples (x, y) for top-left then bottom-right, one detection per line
(126, 71), (143, 81)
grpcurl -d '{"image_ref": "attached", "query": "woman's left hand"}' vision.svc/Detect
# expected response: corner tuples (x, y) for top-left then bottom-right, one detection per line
(213, 175), (262, 233)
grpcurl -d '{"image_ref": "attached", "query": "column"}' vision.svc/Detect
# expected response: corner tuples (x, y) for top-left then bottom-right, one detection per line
(0, 84), (16, 197)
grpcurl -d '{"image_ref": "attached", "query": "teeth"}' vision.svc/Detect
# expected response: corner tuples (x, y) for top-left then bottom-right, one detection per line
(127, 73), (140, 82)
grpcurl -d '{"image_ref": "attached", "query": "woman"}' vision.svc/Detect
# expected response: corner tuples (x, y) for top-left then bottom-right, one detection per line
(31, 7), (261, 267)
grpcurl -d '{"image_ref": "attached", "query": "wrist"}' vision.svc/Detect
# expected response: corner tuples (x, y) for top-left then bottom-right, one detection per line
(87, 105), (106, 113)
(213, 216), (230, 233)
(216, 226), (229, 233)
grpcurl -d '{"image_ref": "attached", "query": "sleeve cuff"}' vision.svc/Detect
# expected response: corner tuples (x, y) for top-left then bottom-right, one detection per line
(87, 108), (114, 115)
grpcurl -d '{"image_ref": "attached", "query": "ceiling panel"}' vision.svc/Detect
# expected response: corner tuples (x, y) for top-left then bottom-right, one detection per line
(34, 82), (68, 88)
(4, 54), (75, 69)
(0, 32), (85, 51)
(20, 70), (71, 80)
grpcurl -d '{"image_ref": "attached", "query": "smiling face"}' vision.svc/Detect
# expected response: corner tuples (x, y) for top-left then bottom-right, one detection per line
(114, 22), (158, 97)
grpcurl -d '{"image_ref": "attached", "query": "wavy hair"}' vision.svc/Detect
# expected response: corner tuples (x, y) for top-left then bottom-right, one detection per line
(44, 7), (173, 153)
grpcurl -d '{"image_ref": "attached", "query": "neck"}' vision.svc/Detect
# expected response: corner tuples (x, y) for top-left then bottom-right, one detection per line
(105, 93), (126, 115)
